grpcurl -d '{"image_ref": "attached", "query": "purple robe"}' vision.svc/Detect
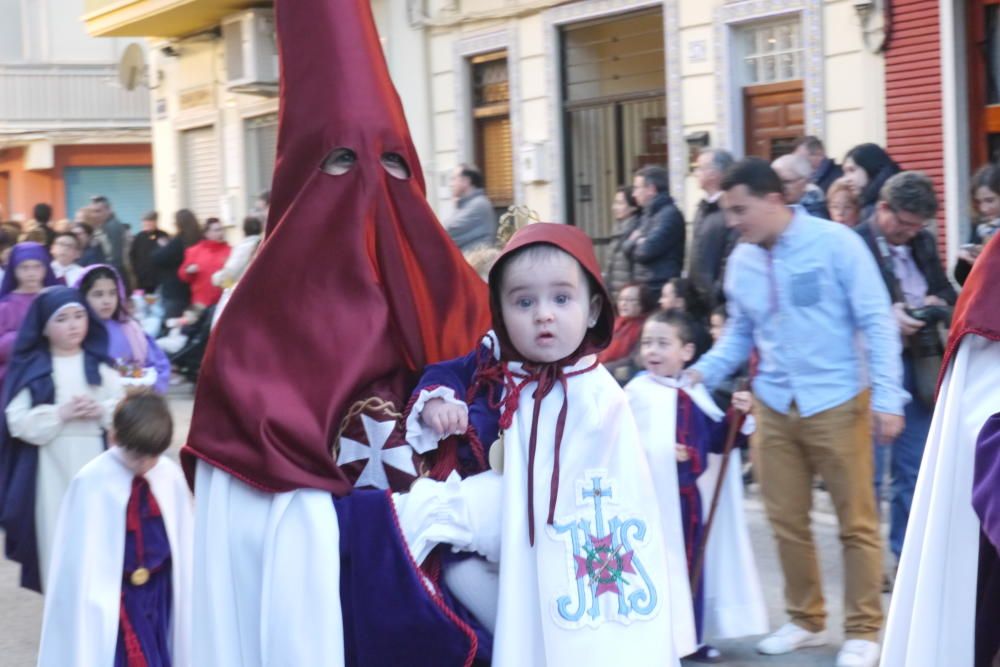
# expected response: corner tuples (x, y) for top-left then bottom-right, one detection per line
(675, 390), (746, 644)
(334, 490), (490, 666)
(115, 476), (172, 667)
(409, 343), (499, 479)
(104, 319), (171, 394)
(973, 414), (1000, 666)
(0, 292), (39, 385)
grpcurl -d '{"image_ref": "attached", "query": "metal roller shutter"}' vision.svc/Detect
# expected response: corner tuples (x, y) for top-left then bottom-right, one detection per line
(182, 125), (221, 220)
(64, 166), (154, 230)
(885, 0), (946, 255)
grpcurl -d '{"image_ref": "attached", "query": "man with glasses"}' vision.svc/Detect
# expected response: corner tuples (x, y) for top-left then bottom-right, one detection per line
(855, 171), (957, 574)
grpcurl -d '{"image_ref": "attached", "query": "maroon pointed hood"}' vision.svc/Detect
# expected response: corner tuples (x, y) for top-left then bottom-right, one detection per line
(181, 0), (491, 494)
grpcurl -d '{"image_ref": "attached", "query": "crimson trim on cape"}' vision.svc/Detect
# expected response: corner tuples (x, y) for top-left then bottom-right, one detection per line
(937, 235), (1000, 395)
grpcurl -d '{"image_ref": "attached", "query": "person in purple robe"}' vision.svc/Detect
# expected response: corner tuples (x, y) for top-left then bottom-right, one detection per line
(76, 265), (170, 393)
(0, 242), (59, 385)
(973, 415), (1000, 666)
(0, 286), (121, 592)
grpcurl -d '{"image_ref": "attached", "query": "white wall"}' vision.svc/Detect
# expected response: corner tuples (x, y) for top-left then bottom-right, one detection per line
(0, 0), (140, 64)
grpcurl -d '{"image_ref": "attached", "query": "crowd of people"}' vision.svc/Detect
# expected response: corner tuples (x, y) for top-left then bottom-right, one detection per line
(0, 192), (270, 665)
(0, 192), (269, 385)
(1, 0), (997, 664)
(437, 134), (989, 667)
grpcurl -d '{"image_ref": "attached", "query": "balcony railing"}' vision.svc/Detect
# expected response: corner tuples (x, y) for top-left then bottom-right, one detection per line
(0, 63), (149, 132)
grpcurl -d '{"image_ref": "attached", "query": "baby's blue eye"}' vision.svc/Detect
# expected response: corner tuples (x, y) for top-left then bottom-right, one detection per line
(517, 298), (533, 309)
(554, 294), (569, 305)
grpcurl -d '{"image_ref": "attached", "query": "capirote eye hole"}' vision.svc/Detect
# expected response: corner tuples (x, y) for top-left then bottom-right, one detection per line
(380, 152), (411, 180)
(320, 147), (357, 176)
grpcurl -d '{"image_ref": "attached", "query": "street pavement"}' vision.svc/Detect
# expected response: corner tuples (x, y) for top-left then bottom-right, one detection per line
(0, 388), (890, 667)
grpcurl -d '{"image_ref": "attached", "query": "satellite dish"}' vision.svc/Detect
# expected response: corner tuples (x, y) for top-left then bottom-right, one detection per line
(118, 43), (147, 91)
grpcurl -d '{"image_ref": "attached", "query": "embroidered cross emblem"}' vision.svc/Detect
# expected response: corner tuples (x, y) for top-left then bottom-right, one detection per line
(337, 414), (416, 489)
(551, 471), (658, 626)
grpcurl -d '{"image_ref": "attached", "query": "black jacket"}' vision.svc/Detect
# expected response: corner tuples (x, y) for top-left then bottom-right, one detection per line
(623, 192), (685, 293)
(954, 220), (1000, 286)
(813, 158), (843, 194)
(689, 197), (737, 304)
(151, 236), (191, 313)
(854, 222), (957, 306)
(130, 229), (170, 293)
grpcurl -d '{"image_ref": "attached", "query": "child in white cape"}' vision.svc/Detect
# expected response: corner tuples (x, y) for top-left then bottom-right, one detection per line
(626, 309), (768, 661)
(396, 223), (692, 667)
(38, 390), (193, 666)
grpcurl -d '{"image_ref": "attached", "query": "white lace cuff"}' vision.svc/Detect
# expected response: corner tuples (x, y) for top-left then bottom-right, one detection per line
(391, 471), (503, 566)
(405, 386), (468, 454)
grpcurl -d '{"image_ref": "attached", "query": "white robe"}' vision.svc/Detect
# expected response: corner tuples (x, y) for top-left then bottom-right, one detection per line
(625, 374), (768, 646)
(191, 460), (345, 667)
(37, 448), (194, 667)
(881, 335), (1000, 666)
(5, 354), (122, 586)
(399, 357), (683, 667)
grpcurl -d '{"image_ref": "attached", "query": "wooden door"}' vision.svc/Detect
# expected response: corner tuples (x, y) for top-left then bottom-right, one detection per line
(968, 0), (1000, 165)
(744, 80), (805, 160)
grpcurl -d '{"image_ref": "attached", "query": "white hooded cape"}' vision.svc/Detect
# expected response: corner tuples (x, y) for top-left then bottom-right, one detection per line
(881, 335), (1000, 666)
(37, 448), (194, 667)
(625, 374), (768, 642)
(399, 356), (684, 667)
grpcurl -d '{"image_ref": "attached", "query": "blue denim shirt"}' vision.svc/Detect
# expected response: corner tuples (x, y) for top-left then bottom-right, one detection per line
(693, 207), (908, 417)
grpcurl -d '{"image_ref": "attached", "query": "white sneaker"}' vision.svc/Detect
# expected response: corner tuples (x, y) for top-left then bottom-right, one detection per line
(836, 639), (880, 667)
(756, 622), (829, 655)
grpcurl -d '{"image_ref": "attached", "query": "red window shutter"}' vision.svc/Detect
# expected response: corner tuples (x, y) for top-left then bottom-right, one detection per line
(885, 0), (948, 259)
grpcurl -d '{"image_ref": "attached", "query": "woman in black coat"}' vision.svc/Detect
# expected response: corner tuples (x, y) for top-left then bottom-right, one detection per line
(843, 143), (901, 224)
(152, 209), (202, 319)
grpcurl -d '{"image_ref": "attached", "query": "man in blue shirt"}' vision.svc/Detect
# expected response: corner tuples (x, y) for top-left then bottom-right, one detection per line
(686, 158), (907, 667)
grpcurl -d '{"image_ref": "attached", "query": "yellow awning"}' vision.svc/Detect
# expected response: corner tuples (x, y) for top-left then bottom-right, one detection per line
(83, 0), (263, 38)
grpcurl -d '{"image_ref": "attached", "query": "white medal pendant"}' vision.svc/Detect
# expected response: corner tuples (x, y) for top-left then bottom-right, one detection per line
(489, 431), (505, 474)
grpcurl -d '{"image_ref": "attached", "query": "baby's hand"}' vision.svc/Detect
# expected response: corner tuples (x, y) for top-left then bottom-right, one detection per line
(675, 444), (691, 462)
(731, 391), (753, 415)
(421, 397), (468, 438)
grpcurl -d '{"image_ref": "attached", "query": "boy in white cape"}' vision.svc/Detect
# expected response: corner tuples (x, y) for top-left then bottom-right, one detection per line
(38, 390), (193, 666)
(626, 310), (768, 661)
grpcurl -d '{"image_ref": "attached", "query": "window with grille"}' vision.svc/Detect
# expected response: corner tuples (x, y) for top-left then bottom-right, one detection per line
(740, 19), (803, 85)
(244, 113), (278, 212)
(471, 52), (514, 208)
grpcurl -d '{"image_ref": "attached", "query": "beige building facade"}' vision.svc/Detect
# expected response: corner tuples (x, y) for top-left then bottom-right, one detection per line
(83, 0), (890, 238)
(407, 0), (887, 242)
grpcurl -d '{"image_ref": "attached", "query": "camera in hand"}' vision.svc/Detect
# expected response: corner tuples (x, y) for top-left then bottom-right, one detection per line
(905, 306), (951, 358)
(905, 305), (952, 407)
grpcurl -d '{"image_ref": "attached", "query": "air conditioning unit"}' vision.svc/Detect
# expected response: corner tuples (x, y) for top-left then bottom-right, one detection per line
(221, 9), (278, 94)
